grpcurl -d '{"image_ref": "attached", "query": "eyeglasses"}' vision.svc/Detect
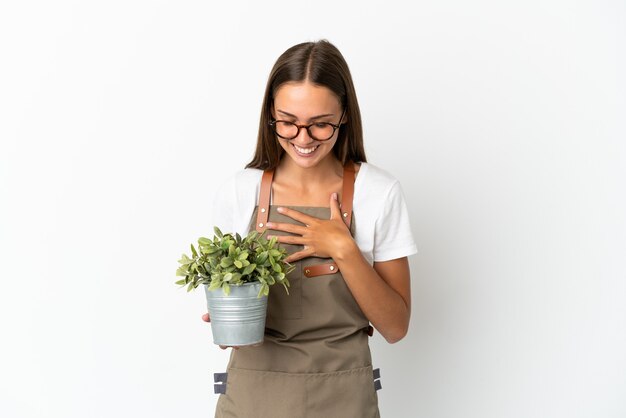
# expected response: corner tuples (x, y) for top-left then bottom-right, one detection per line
(269, 107), (346, 141)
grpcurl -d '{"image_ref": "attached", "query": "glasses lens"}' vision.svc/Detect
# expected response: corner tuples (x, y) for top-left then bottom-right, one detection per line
(274, 121), (298, 139)
(309, 123), (335, 141)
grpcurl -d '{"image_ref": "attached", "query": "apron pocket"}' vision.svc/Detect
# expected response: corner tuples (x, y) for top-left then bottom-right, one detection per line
(304, 365), (380, 418)
(215, 367), (306, 418)
(215, 366), (379, 418)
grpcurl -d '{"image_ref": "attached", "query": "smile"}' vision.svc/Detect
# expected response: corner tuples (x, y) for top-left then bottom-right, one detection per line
(292, 143), (319, 155)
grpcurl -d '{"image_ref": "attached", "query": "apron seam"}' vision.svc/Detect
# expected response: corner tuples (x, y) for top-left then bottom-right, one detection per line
(228, 364), (373, 377)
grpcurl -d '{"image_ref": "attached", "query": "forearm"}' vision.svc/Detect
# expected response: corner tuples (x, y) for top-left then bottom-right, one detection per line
(333, 240), (410, 343)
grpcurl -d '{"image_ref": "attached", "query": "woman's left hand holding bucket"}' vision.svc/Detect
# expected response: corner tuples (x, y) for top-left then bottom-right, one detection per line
(201, 312), (239, 350)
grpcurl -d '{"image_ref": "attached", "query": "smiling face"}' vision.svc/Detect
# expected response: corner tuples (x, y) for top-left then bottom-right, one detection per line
(271, 81), (345, 169)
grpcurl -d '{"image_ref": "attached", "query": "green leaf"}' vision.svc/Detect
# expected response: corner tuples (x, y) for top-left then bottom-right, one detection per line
(208, 279), (221, 291)
(238, 251), (249, 261)
(177, 255), (193, 265)
(198, 237), (211, 246)
(242, 263), (256, 275)
(233, 260), (243, 269)
(269, 249), (281, 257)
(220, 258), (233, 268)
(223, 273), (233, 282)
(257, 251), (269, 264)
(214, 227), (223, 238)
(175, 279), (186, 286)
(223, 283), (230, 296)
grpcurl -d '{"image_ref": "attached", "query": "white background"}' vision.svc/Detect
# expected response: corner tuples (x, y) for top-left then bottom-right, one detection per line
(1, 1), (625, 417)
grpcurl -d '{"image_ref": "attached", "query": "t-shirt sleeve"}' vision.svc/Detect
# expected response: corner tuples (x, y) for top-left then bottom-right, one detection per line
(372, 180), (418, 262)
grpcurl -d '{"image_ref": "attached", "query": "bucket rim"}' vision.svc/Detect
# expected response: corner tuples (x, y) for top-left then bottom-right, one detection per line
(203, 281), (263, 289)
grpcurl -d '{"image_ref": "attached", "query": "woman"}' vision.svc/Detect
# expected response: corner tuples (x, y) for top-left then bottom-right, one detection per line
(202, 39), (418, 418)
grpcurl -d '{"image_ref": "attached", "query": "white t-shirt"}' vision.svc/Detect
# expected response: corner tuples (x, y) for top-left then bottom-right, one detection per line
(210, 162), (418, 265)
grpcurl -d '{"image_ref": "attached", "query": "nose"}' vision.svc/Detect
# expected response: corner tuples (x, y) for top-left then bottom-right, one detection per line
(291, 126), (316, 145)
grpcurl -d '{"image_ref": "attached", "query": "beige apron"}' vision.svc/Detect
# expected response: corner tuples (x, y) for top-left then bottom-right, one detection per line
(214, 162), (381, 418)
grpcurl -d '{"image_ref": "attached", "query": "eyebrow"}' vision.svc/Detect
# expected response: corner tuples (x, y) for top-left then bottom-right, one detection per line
(276, 109), (335, 121)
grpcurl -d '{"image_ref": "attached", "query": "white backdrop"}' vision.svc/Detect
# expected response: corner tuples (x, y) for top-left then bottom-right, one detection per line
(1, 1), (624, 417)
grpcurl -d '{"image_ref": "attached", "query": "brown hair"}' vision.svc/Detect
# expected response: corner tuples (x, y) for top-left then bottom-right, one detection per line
(245, 39), (367, 170)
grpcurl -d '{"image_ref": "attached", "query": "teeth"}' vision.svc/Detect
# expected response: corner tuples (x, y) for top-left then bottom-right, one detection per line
(293, 144), (318, 154)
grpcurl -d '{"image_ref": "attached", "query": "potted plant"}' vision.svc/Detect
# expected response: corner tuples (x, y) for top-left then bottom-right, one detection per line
(175, 227), (294, 346)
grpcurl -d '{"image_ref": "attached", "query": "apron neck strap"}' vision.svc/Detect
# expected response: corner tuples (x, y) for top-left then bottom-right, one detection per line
(340, 161), (356, 229)
(255, 161), (356, 233)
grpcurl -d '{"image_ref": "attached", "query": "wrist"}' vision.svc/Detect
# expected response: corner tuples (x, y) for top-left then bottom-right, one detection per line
(333, 236), (360, 263)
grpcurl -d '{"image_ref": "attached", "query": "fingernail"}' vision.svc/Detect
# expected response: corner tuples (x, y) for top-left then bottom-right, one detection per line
(267, 235), (274, 239)
(277, 207), (284, 212)
(266, 222), (273, 227)
(332, 192), (338, 200)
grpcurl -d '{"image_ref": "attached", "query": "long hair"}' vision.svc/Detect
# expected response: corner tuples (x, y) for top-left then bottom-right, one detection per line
(245, 39), (367, 170)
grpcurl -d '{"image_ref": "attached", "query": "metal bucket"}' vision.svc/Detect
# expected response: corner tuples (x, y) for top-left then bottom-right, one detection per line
(204, 282), (268, 346)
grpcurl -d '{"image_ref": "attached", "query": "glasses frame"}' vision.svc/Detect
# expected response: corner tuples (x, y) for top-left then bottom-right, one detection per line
(269, 107), (346, 142)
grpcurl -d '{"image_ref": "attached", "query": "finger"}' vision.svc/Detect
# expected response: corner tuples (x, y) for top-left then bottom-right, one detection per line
(265, 221), (307, 235)
(329, 192), (342, 220)
(276, 206), (316, 224)
(272, 234), (305, 245)
(202, 313), (210, 322)
(285, 248), (315, 263)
